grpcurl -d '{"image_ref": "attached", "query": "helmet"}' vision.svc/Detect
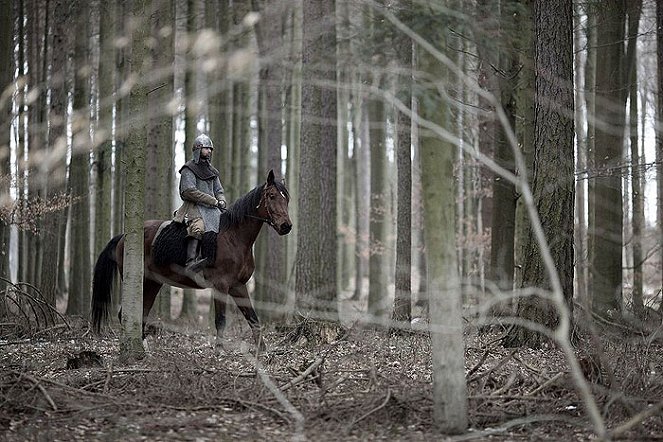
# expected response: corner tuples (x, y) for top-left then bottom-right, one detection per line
(193, 134), (214, 151)
(192, 134), (213, 163)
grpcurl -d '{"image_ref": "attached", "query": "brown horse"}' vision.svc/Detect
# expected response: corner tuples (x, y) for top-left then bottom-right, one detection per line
(91, 170), (292, 350)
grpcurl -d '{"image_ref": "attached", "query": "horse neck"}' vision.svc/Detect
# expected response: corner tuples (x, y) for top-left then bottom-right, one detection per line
(231, 216), (264, 247)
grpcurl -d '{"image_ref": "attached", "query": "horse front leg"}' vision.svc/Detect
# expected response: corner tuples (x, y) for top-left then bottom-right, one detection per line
(212, 290), (228, 352)
(229, 284), (265, 352)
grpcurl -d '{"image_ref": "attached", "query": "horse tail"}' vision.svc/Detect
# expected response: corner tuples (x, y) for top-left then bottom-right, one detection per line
(91, 234), (123, 333)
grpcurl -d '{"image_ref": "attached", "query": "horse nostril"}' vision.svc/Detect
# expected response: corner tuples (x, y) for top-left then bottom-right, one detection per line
(282, 223), (292, 234)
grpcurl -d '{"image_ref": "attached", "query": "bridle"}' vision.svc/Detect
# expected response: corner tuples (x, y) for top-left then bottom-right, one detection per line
(246, 185), (278, 226)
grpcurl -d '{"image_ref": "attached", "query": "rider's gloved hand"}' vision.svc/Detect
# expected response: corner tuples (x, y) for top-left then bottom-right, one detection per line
(216, 198), (227, 211)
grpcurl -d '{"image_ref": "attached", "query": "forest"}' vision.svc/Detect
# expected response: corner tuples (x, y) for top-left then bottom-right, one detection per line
(1, 0), (662, 440)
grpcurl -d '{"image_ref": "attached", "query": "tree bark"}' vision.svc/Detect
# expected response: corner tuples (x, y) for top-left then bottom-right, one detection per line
(120, 0), (150, 362)
(591, 1), (627, 317)
(417, 28), (467, 433)
(505, 0), (574, 348)
(66, 0), (92, 316)
(295, 0), (338, 321)
(0, 0), (12, 279)
(391, 0), (413, 327)
(146, 0), (174, 321)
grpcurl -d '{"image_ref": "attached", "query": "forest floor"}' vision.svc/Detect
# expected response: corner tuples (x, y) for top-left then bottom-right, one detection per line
(1, 304), (663, 441)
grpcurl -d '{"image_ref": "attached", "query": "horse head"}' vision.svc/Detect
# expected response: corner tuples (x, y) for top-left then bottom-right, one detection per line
(258, 169), (292, 236)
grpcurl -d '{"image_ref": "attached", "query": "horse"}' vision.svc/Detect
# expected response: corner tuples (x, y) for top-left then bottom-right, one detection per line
(91, 170), (292, 350)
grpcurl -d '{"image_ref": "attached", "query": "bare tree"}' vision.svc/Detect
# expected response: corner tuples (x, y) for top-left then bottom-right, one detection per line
(416, 6), (467, 432)
(0, 0), (12, 278)
(295, 0), (338, 321)
(591, 1), (627, 317)
(66, 0), (92, 316)
(504, 0), (575, 348)
(120, 0), (151, 362)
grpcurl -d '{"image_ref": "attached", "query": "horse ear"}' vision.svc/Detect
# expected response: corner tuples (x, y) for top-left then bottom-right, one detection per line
(267, 169), (275, 185)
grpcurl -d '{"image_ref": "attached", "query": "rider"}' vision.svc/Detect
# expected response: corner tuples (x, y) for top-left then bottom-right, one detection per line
(173, 134), (227, 272)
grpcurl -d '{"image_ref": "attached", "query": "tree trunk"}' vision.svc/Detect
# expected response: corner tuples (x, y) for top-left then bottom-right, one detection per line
(254, 0), (287, 322)
(584, 3), (596, 315)
(392, 1), (413, 327)
(120, 0), (150, 362)
(0, 0), (12, 279)
(179, 0), (200, 322)
(657, 0), (663, 315)
(66, 0), (91, 316)
(146, 0), (174, 321)
(418, 34), (467, 434)
(295, 0), (338, 321)
(504, 0), (574, 348)
(95, 0), (114, 262)
(573, 0), (588, 312)
(591, 1), (627, 317)
(367, 95), (389, 324)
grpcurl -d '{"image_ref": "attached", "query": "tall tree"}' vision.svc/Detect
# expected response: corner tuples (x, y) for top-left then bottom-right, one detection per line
(41, 0), (68, 307)
(146, 0), (174, 320)
(295, 0), (338, 321)
(0, 0), (12, 278)
(573, 0), (588, 310)
(657, 0), (663, 312)
(179, 0), (200, 322)
(66, 0), (92, 316)
(625, 0), (643, 318)
(416, 11), (467, 431)
(591, 1), (627, 317)
(95, 0), (115, 260)
(254, 0), (288, 322)
(391, 0), (413, 327)
(0, 0), (15, 275)
(504, 0), (574, 348)
(120, 0), (151, 361)
(367, 5), (389, 324)
(488, 1), (519, 293)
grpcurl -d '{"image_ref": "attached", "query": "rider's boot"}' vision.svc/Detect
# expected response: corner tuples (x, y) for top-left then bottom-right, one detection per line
(185, 238), (207, 272)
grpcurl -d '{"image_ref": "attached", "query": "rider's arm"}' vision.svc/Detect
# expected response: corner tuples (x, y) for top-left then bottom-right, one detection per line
(214, 177), (226, 209)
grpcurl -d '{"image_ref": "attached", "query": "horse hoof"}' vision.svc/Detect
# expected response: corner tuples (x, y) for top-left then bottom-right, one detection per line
(214, 339), (226, 355)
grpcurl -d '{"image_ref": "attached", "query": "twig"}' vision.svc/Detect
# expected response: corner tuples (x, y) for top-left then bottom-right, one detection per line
(468, 349), (517, 384)
(240, 346), (305, 439)
(491, 372), (518, 396)
(21, 373), (57, 411)
(513, 353), (541, 374)
(447, 414), (582, 441)
(526, 372), (565, 396)
(466, 348), (491, 378)
(280, 356), (325, 391)
(346, 388), (392, 432)
(609, 399), (663, 438)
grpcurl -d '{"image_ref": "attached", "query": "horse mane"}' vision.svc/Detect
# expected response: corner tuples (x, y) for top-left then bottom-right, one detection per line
(218, 180), (289, 232)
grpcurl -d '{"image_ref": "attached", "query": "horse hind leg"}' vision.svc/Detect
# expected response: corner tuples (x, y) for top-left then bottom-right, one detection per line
(229, 285), (265, 352)
(142, 279), (163, 339)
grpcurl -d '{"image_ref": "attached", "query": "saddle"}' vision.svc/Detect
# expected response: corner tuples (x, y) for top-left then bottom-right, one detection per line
(152, 221), (218, 268)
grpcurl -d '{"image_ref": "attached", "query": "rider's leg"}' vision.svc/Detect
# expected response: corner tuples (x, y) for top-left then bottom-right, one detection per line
(185, 218), (206, 272)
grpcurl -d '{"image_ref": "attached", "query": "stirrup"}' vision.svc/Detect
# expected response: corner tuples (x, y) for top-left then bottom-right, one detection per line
(185, 257), (207, 273)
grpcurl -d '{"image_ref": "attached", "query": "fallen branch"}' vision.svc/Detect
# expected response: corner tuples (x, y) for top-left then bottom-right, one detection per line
(346, 388), (392, 432)
(468, 349), (517, 384)
(526, 372), (565, 396)
(21, 373), (57, 411)
(280, 356), (325, 391)
(467, 348), (491, 378)
(609, 399), (663, 438)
